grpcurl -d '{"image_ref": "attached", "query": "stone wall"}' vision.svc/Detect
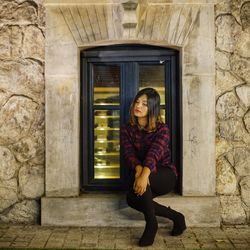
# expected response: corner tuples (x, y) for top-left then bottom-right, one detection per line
(215, 0), (250, 224)
(0, 0), (249, 225)
(0, 0), (45, 223)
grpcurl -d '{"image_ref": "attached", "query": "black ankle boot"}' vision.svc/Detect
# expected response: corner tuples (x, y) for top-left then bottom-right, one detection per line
(153, 202), (186, 236)
(139, 216), (158, 247)
(171, 211), (186, 236)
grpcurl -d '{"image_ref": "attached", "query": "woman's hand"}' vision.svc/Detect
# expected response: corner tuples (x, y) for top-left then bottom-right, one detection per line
(133, 166), (151, 196)
(133, 175), (148, 196)
(135, 165), (143, 179)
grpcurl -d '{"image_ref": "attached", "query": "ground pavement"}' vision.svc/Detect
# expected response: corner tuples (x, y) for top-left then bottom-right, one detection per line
(0, 224), (250, 249)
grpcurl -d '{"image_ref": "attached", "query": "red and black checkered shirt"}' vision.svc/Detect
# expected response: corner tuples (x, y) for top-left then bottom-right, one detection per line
(120, 122), (177, 176)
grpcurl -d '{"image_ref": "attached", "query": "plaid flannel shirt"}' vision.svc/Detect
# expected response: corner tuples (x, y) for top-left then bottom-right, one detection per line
(120, 122), (177, 176)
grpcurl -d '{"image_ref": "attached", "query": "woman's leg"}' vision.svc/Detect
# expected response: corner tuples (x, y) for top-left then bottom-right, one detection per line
(149, 166), (176, 196)
(126, 173), (158, 246)
(149, 167), (186, 236)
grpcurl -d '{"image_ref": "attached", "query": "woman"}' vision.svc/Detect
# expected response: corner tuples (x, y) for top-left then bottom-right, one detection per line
(120, 88), (186, 247)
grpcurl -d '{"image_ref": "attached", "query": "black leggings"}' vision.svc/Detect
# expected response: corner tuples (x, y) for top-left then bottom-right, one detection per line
(127, 167), (176, 219)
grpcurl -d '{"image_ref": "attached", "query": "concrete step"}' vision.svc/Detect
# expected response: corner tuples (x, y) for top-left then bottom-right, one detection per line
(41, 194), (220, 227)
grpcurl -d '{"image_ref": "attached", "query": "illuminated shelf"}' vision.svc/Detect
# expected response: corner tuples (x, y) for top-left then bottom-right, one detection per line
(94, 102), (120, 105)
(95, 116), (120, 118)
(95, 152), (119, 156)
(95, 139), (119, 143)
(94, 164), (120, 169)
(94, 127), (119, 131)
(94, 87), (119, 92)
(94, 175), (120, 179)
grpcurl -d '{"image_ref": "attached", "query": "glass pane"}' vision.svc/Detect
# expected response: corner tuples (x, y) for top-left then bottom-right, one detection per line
(93, 65), (120, 105)
(94, 110), (120, 179)
(139, 65), (165, 105)
(160, 108), (166, 122)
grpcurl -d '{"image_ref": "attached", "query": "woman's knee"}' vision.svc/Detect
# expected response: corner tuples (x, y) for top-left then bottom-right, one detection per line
(127, 188), (153, 211)
(126, 192), (141, 211)
(126, 192), (133, 206)
(149, 167), (176, 195)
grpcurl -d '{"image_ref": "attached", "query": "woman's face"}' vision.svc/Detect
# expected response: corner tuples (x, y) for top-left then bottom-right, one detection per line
(133, 94), (148, 118)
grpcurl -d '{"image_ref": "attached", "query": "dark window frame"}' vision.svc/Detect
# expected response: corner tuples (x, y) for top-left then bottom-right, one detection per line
(80, 44), (182, 193)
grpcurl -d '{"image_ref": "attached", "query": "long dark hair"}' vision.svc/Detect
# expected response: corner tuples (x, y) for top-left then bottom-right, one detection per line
(129, 88), (163, 132)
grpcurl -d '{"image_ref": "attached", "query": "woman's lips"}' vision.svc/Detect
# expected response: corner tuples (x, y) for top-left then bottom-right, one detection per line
(135, 109), (141, 113)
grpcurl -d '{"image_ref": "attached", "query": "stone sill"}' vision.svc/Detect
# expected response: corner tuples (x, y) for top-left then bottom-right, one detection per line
(41, 194), (220, 227)
(44, 0), (218, 6)
(79, 191), (178, 198)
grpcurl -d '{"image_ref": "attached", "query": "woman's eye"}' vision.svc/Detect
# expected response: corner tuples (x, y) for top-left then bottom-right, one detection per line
(143, 103), (147, 106)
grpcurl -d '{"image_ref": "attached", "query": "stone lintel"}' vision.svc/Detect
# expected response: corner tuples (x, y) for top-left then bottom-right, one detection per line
(44, 0), (218, 5)
(41, 195), (220, 227)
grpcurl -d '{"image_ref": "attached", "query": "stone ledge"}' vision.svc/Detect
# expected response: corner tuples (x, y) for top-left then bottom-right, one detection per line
(41, 195), (220, 227)
(44, 0), (218, 5)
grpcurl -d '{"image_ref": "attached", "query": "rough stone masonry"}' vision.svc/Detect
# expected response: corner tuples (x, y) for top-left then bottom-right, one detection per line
(0, 0), (250, 225)
(0, 0), (45, 223)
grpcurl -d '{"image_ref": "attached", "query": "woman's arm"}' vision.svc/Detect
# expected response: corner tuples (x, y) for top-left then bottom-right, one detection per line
(120, 125), (141, 170)
(143, 125), (170, 172)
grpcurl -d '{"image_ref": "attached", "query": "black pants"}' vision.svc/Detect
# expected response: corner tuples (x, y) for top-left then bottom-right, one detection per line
(126, 167), (176, 219)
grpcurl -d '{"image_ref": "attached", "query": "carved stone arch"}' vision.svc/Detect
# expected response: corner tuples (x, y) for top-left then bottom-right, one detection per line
(49, 2), (201, 47)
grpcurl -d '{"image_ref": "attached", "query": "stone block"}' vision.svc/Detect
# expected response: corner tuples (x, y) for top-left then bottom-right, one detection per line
(220, 195), (246, 224)
(218, 119), (248, 142)
(19, 165), (44, 199)
(0, 146), (19, 180)
(240, 176), (250, 207)
(215, 50), (230, 70)
(215, 138), (233, 158)
(236, 85), (250, 108)
(41, 195), (220, 227)
(0, 200), (39, 224)
(235, 31), (250, 58)
(216, 157), (237, 195)
(183, 5), (215, 75)
(215, 0), (241, 24)
(45, 76), (79, 197)
(225, 147), (250, 177)
(0, 60), (44, 101)
(215, 14), (241, 53)
(45, 7), (78, 76)
(0, 26), (11, 59)
(0, 179), (18, 213)
(241, 1), (250, 31)
(216, 69), (244, 97)
(216, 92), (244, 120)
(231, 53), (250, 85)
(23, 26), (45, 61)
(244, 110), (250, 133)
(0, 96), (38, 145)
(10, 137), (39, 163)
(182, 75), (215, 196)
